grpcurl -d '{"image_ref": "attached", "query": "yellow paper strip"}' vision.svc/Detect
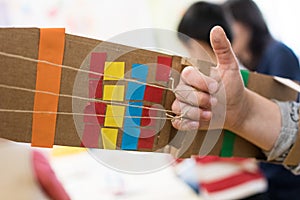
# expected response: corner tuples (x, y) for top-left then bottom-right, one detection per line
(104, 105), (125, 127)
(104, 62), (125, 80)
(101, 128), (118, 149)
(103, 85), (125, 101)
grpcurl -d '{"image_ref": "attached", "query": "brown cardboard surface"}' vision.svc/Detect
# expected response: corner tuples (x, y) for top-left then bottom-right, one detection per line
(0, 28), (299, 159)
(248, 72), (298, 101)
(0, 28), (176, 151)
(0, 28), (39, 143)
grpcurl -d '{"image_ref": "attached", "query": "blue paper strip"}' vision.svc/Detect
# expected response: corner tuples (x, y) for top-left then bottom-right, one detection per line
(132, 64), (148, 82)
(121, 127), (140, 150)
(124, 101), (143, 127)
(126, 82), (145, 100)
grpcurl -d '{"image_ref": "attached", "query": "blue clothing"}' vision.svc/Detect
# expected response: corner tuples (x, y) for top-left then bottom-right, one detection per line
(256, 39), (300, 82)
(256, 39), (300, 200)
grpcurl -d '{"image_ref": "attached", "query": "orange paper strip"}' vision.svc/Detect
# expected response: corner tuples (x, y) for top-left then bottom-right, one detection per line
(31, 28), (65, 147)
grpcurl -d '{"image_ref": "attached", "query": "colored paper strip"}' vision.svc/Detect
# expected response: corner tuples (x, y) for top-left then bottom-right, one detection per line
(155, 56), (172, 81)
(89, 52), (107, 79)
(95, 102), (106, 125)
(81, 124), (100, 148)
(124, 101), (143, 127)
(103, 85), (125, 101)
(132, 64), (148, 82)
(220, 131), (236, 157)
(89, 80), (103, 99)
(83, 103), (98, 124)
(126, 82), (145, 100)
(138, 129), (156, 149)
(141, 107), (157, 127)
(84, 102), (106, 125)
(103, 62), (125, 80)
(220, 70), (250, 157)
(104, 105), (125, 127)
(31, 28), (65, 148)
(121, 127), (140, 150)
(241, 70), (250, 86)
(101, 128), (118, 150)
(144, 85), (164, 103)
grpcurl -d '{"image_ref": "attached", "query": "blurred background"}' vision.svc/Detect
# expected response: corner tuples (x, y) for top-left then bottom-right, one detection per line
(0, 0), (299, 57)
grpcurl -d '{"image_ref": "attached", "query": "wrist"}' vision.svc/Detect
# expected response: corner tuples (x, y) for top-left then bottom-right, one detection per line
(224, 89), (252, 132)
(225, 89), (281, 150)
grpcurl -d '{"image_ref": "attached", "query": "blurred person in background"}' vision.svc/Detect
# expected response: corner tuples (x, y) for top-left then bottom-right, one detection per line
(223, 0), (300, 199)
(223, 0), (300, 82)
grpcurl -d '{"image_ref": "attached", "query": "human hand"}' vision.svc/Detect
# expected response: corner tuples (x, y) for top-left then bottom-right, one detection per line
(172, 26), (247, 131)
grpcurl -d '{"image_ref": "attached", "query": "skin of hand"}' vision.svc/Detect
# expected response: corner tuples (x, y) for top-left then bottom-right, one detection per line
(172, 26), (281, 151)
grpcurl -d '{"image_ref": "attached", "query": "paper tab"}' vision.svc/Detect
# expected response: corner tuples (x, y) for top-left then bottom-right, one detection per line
(155, 56), (172, 81)
(121, 127), (140, 150)
(124, 101), (143, 127)
(144, 85), (164, 103)
(138, 129), (156, 149)
(101, 128), (118, 150)
(31, 28), (65, 148)
(126, 82), (145, 100)
(103, 85), (125, 101)
(104, 62), (125, 80)
(89, 52), (106, 78)
(81, 124), (100, 148)
(132, 64), (148, 82)
(104, 105), (125, 127)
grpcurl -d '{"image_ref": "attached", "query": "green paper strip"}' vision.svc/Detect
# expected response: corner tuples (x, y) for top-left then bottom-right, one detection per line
(220, 131), (236, 157)
(241, 69), (250, 87)
(220, 70), (250, 157)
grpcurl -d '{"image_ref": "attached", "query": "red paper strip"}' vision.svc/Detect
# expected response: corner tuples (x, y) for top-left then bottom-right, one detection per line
(138, 129), (156, 149)
(144, 85), (164, 103)
(155, 56), (172, 81)
(31, 28), (65, 148)
(81, 124), (100, 148)
(89, 80), (103, 99)
(84, 102), (106, 125)
(95, 102), (106, 125)
(89, 52), (106, 79)
(141, 107), (157, 127)
(84, 103), (98, 124)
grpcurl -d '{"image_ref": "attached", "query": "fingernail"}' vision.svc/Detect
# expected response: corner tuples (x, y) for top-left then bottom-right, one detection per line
(210, 97), (218, 106)
(202, 111), (212, 119)
(208, 82), (218, 93)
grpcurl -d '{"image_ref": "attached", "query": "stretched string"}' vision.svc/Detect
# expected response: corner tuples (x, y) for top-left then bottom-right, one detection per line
(0, 51), (170, 91)
(0, 83), (173, 114)
(0, 108), (182, 120)
(0, 50), (202, 121)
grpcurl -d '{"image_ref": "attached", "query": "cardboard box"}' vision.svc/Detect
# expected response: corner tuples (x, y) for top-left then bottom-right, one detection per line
(0, 28), (298, 159)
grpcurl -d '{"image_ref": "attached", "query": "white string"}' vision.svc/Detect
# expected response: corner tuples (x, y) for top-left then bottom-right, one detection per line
(0, 51), (170, 91)
(0, 83), (172, 114)
(0, 108), (176, 120)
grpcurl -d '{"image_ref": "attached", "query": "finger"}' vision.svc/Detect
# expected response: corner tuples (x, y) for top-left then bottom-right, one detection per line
(174, 84), (217, 108)
(181, 66), (219, 94)
(210, 26), (238, 69)
(172, 99), (212, 121)
(172, 118), (200, 131)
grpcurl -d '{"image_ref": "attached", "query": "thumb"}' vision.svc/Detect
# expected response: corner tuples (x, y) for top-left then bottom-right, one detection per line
(210, 26), (238, 70)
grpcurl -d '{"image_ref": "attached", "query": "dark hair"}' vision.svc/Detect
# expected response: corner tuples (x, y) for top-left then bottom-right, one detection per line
(177, 1), (232, 47)
(223, 0), (272, 68)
